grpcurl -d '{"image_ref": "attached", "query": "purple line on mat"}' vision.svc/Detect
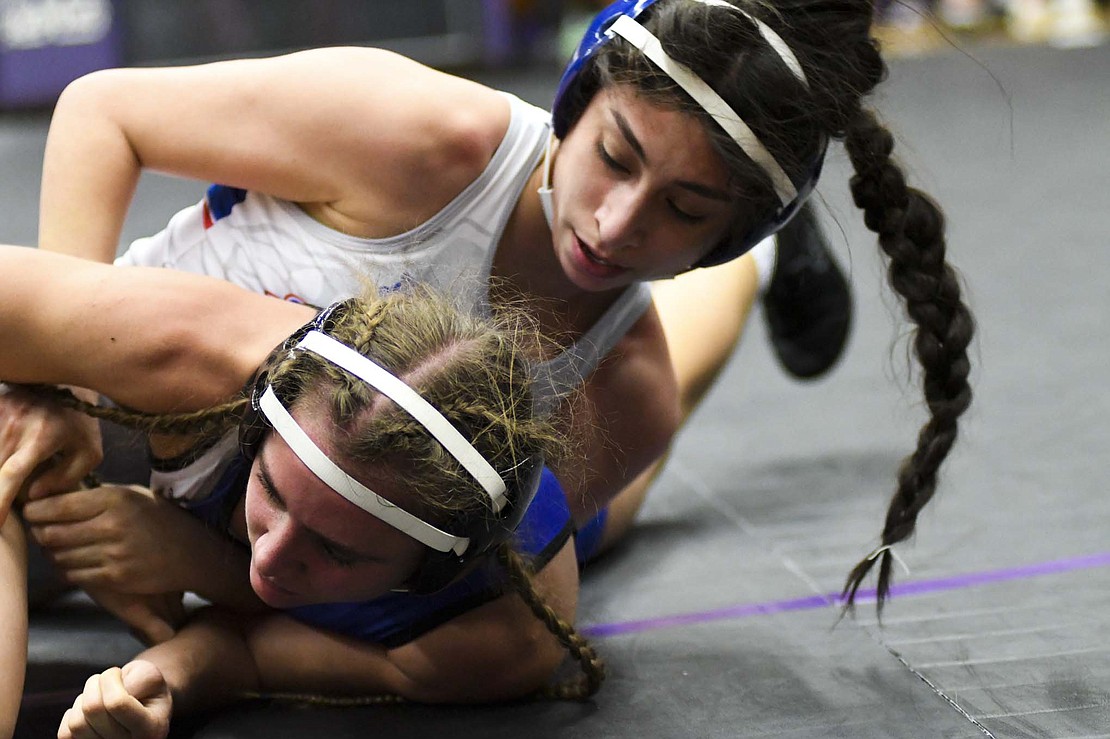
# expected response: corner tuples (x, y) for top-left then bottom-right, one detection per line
(581, 551), (1110, 639)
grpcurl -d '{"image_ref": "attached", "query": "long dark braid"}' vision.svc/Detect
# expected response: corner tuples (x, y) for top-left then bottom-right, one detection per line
(840, 108), (975, 609)
(566, 0), (976, 610)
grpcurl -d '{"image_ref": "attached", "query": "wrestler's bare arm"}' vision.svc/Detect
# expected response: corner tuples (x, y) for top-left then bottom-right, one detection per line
(0, 246), (311, 413)
(40, 47), (508, 262)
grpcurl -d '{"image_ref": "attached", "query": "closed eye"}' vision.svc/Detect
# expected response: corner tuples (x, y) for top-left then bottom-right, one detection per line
(667, 200), (707, 223)
(318, 539), (359, 567)
(596, 141), (630, 174)
(257, 464), (286, 511)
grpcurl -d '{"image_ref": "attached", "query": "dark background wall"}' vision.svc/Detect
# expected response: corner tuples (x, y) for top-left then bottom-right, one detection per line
(0, 0), (553, 108)
(117, 0), (487, 65)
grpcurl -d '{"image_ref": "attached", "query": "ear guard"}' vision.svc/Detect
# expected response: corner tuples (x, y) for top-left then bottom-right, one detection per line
(238, 299), (351, 460)
(551, 0), (659, 141)
(406, 454), (543, 594)
(239, 300), (544, 595)
(550, 0), (827, 268)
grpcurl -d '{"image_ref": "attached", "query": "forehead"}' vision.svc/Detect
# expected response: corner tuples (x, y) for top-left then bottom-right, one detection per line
(259, 410), (416, 549)
(588, 85), (730, 184)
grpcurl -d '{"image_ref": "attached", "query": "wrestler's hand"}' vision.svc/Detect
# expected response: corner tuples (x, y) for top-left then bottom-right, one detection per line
(58, 662), (172, 739)
(22, 484), (203, 595)
(82, 586), (187, 646)
(0, 385), (103, 526)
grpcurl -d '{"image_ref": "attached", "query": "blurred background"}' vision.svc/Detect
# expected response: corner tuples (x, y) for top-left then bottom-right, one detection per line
(1, 0), (1106, 110)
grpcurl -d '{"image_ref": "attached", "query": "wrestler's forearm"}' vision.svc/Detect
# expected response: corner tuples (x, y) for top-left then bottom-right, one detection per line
(172, 532), (265, 614)
(243, 544), (577, 704)
(0, 516), (28, 739)
(136, 609), (262, 716)
(40, 71), (141, 262)
(558, 308), (680, 525)
(0, 245), (311, 413)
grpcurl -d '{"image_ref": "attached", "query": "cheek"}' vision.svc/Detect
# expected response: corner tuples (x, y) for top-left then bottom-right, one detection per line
(640, 231), (720, 279)
(554, 146), (604, 213)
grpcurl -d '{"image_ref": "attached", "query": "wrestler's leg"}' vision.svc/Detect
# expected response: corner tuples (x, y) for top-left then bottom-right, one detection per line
(653, 254), (759, 420)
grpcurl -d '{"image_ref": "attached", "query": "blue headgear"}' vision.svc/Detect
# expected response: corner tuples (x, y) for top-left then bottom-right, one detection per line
(549, 0), (827, 268)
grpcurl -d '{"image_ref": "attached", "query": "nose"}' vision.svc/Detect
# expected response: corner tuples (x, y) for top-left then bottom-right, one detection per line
(595, 183), (648, 255)
(252, 515), (307, 582)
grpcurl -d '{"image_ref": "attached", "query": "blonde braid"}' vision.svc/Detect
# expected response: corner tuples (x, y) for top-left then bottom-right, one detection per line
(349, 298), (391, 358)
(238, 690), (404, 707)
(497, 545), (606, 700)
(11, 383), (245, 437)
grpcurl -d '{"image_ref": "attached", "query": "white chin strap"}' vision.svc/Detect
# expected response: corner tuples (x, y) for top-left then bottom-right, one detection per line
(258, 330), (509, 556)
(537, 132), (556, 230)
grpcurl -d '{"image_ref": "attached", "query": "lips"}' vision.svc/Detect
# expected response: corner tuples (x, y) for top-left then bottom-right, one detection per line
(573, 235), (628, 280)
(251, 566), (299, 603)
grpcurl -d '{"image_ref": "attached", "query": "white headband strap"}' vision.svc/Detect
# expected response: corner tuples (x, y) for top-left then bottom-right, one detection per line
(296, 330), (509, 511)
(693, 0), (809, 87)
(608, 14), (797, 206)
(258, 386), (468, 554)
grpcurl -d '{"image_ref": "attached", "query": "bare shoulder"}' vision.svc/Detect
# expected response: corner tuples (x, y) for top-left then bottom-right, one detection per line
(301, 47), (513, 215)
(595, 303), (674, 394)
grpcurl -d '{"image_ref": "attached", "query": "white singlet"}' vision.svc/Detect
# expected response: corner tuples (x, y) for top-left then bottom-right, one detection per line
(118, 92), (651, 411)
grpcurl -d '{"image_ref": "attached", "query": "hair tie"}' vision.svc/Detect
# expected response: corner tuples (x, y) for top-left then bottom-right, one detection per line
(865, 544), (911, 576)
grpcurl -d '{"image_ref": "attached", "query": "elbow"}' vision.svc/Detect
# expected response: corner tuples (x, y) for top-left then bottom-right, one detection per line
(393, 546), (582, 705)
(118, 313), (250, 411)
(393, 599), (572, 705)
(151, 326), (250, 405)
(54, 68), (123, 122)
(98, 273), (311, 413)
(477, 635), (568, 702)
(52, 68), (144, 170)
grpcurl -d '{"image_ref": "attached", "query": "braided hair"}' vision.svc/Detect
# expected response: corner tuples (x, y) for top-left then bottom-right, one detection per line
(561, 0), (975, 609)
(15, 284), (606, 697)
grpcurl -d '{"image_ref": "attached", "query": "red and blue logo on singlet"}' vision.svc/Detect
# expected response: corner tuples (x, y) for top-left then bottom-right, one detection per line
(201, 184), (247, 229)
(200, 184), (308, 305)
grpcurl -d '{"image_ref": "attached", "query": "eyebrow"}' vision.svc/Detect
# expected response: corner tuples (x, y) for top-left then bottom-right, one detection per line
(613, 109), (648, 163)
(611, 109), (733, 202)
(258, 456), (377, 563)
